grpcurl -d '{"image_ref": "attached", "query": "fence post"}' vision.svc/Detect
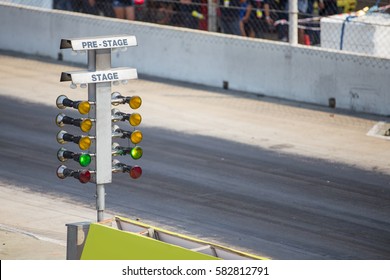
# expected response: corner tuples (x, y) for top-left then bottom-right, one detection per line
(289, 0), (298, 45)
(208, 0), (217, 32)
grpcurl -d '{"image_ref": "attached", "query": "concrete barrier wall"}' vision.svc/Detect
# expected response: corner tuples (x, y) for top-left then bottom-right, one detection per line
(1, 3), (389, 115)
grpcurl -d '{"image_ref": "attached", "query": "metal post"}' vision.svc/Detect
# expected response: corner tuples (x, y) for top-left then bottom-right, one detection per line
(208, 0), (217, 32)
(96, 184), (105, 222)
(289, 0), (298, 45)
(88, 48), (112, 222)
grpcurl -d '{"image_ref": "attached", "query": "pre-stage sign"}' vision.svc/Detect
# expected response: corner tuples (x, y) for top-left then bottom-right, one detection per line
(60, 35), (137, 51)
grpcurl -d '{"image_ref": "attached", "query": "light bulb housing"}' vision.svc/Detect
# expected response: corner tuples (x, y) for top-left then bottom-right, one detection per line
(56, 95), (90, 115)
(56, 165), (70, 179)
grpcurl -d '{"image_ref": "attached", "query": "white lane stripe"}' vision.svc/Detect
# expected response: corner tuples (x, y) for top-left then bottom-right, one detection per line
(0, 223), (66, 246)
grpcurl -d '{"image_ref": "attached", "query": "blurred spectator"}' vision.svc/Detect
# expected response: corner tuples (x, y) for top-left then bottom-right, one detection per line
(176, 0), (202, 29)
(156, 0), (175, 25)
(263, 0), (273, 26)
(113, 0), (136, 20)
(53, 0), (74, 11)
(318, 0), (338, 16)
(97, 0), (116, 17)
(240, 0), (271, 38)
(274, 0), (288, 41)
(81, 0), (99, 15)
(304, 0), (323, 45)
(71, 0), (114, 17)
(219, 0), (241, 35)
(298, 0), (322, 45)
(239, 0), (249, 36)
(298, 0), (310, 44)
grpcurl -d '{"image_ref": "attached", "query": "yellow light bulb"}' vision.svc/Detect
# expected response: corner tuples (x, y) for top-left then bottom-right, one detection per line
(129, 96), (142, 109)
(129, 113), (142, 127)
(80, 119), (93, 132)
(78, 101), (90, 115)
(130, 130), (143, 144)
(79, 136), (91, 150)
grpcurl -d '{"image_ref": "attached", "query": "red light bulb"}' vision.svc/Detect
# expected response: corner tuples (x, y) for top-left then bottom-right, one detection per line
(130, 166), (142, 179)
(79, 170), (91, 184)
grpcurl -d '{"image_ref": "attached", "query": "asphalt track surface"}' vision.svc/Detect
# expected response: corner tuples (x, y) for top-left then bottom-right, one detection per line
(0, 53), (390, 259)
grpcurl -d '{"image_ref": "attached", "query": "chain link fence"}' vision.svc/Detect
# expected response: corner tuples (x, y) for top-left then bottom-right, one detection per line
(2, 0), (390, 58)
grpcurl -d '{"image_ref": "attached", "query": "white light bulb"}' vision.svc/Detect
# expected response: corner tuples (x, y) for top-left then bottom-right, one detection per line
(70, 83), (77, 89)
(80, 83), (87, 89)
(121, 80), (128, 85)
(113, 81), (120, 86)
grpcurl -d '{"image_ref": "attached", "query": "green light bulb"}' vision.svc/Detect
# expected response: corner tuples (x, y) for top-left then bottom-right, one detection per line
(130, 146), (143, 160)
(79, 154), (91, 167)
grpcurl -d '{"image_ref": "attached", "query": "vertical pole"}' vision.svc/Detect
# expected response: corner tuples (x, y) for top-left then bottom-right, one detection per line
(208, 0), (217, 32)
(96, 49), (112, 223)
(88, 49), (112, 222)
(96, 184), (105, 222)
(87, 50), (101, 222)
(289, 0), (298, 45)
